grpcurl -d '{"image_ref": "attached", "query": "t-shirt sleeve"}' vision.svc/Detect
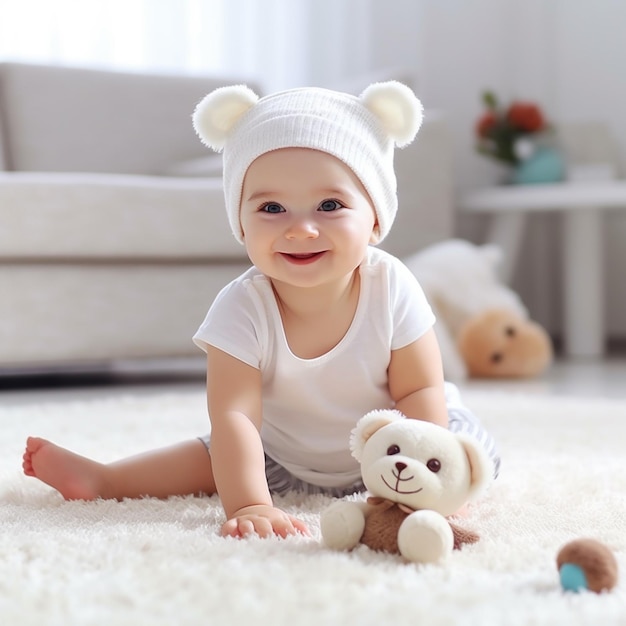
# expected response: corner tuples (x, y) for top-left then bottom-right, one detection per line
(388, 255), (436, 350)
(192, 279), (262, 369)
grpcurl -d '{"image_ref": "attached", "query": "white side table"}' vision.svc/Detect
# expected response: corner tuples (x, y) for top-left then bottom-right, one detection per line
(460, 181), (626, 358)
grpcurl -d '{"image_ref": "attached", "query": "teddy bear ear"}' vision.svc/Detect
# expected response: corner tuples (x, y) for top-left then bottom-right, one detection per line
(360, 81), (423, 148)
(456, 433), (494, 500)
(350, 409), (405, 462)
(192, 84), (259, 151)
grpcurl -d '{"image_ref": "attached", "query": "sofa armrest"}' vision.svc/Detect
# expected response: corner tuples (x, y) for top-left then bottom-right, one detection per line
(0, 172), (245, 260)
(163, 155), (224, 178)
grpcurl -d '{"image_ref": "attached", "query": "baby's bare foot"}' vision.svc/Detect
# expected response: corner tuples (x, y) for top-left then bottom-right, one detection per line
(22, 437), (108, 500)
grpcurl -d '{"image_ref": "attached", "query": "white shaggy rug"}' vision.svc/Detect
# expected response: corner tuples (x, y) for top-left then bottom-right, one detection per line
(1, 387), (625, 626)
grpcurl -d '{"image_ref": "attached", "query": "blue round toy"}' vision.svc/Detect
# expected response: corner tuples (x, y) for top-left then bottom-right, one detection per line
(559, 563), (588, 592)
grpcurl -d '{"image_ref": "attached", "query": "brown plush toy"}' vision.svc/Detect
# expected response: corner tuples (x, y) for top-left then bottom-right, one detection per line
(557, 538), (619, 593)
(457, 308), (553, 378)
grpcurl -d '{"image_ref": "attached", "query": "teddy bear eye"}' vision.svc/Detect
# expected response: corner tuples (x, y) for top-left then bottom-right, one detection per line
(505, 326), (516, 337)
(387, 444), (401, 456)
(426, 458), (441, 473)
(490, 352), (503, 364)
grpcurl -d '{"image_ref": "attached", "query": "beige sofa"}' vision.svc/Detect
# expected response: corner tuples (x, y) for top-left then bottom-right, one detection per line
(0, 62), (453, 372)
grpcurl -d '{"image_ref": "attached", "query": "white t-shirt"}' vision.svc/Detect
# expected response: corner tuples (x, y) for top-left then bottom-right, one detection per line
(193, 246), (435, 488)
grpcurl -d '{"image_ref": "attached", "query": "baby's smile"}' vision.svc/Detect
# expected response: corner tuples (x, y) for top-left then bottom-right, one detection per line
(280, 251), (326, 264)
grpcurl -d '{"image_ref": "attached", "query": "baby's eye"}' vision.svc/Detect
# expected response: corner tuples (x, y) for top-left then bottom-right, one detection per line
(387, 444), (401, 456)
(261, 202), (285, 214)
(318, 199), (343, 212)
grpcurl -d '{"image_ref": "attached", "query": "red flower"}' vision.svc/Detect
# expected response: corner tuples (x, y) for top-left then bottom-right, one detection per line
(506, 102), (545, 133)
(475, 111), (497, 138)
(475, 90), (550, 165)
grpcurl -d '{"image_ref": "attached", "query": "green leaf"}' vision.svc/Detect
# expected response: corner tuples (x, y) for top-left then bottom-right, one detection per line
(482, 90), (498, 110)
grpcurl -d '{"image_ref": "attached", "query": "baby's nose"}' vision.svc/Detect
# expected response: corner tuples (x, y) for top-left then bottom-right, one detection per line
(285, 216), (319, 239)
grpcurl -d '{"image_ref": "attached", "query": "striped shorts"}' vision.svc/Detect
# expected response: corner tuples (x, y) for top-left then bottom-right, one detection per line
(198, 382), (500, 498)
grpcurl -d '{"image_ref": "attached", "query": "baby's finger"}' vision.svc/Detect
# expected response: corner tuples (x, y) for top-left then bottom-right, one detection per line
(220, 518), (240, 538)
(271, 516), (297, 539)
(252, 517), (274, 539)
(237, 518), (256, 537)
(289, 516), (311, 536)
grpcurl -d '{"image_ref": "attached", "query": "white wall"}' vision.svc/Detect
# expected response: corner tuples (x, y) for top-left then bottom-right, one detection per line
(551, 2), (626, 339)
(332, 0), (626, 340)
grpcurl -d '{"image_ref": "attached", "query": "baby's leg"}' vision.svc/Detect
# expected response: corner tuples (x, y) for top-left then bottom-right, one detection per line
(444, 382), (499, 518)
(22, 437), (215, 501)
(444, 382), (501, 478)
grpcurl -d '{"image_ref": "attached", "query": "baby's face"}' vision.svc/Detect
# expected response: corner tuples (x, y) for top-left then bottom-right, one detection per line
(240, 148), (377, 290)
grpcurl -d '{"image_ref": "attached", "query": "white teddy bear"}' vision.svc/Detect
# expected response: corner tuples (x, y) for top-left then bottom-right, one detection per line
(403, 239), (529, 381)
(320, 409), (493, 565)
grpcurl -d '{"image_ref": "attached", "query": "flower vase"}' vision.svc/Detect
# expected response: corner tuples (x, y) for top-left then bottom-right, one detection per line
(511, 146), (566, 185)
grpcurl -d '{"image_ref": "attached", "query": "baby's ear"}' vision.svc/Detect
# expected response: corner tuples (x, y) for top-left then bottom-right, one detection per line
(192, 85), (259, 151)
(369, 223), (381, 244)
(360, 81), (423, 148)
(350, 409), (404, 462)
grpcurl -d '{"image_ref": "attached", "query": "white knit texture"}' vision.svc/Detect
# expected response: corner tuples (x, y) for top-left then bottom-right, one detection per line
(193, 82), (423, 244)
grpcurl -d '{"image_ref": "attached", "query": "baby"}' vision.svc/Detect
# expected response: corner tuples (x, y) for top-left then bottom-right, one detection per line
(23, 81), (499, 538)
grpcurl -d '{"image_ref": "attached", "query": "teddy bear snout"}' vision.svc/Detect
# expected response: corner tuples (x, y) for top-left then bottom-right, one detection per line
(378, 460), (424, 495)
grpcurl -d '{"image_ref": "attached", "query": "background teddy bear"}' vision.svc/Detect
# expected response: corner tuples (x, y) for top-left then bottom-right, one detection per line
(320, 409), (493, 565)
(403, 239), (553, 380)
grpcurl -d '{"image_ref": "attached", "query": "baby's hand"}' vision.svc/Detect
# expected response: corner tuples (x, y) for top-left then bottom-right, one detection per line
(221, 504), (310, 539)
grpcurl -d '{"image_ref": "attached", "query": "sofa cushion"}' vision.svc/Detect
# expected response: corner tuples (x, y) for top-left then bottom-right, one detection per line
(0, 263), (250, 364)
(0, 62), (251, 175)
(0, 172), (246, 260)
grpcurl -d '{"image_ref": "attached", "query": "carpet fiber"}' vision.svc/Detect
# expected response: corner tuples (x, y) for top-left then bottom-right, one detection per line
(1, 388), (624, 625)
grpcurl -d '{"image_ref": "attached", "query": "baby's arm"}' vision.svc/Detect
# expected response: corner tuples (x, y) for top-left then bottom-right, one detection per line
(387, 328), (449, 427)
(206, 346), (309, 538)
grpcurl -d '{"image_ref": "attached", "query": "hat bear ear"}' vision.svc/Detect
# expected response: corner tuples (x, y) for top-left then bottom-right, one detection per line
(192, 84), (259, 151)
(360, 81), (423, 148)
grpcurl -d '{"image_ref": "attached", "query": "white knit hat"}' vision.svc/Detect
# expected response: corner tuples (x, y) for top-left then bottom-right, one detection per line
(192, 81), (423, 244)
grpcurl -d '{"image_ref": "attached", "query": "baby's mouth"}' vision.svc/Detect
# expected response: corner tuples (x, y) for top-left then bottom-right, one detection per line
(280, 251), (325, 264)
